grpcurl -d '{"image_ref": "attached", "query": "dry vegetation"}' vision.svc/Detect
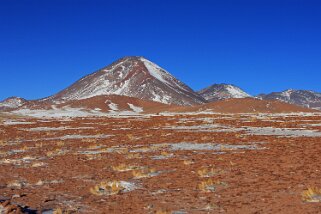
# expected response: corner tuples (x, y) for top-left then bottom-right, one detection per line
(1, 113), (321, 213)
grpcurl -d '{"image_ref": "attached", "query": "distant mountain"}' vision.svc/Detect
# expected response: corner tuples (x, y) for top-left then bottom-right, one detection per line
(10, 95), (175, 117)
(1, 57), (319, 116)
(198, 84), (251, 102)
(167, 97), (315, 113)
(257, 89), (321, 110)
(45, 56), (206, 106)
(0, 97), (26, 111)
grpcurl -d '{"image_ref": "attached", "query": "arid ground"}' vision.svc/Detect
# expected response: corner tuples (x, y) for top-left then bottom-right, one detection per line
(1, 112), (321, 213)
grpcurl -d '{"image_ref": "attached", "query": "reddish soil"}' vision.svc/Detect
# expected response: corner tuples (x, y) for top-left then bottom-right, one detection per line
(16, 96), (317, 116)
(1, 113), (321, 213)
(171, 98), (316, 113)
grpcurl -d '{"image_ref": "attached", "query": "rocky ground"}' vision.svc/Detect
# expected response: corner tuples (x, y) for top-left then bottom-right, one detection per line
(1, 112), (321, 213)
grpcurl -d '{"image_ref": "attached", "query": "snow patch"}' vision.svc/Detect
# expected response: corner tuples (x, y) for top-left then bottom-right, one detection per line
(108, 102), (119, 112)
(128, 103), (143, 113)
(226, 85), (251, 98)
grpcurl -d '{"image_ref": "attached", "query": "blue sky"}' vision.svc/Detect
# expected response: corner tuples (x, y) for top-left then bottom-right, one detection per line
(0, 0), (320, 100)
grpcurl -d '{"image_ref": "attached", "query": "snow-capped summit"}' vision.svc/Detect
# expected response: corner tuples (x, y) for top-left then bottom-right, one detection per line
(197, 84), (251, 102)
(0, 97), (27, 111)
(47, 56), (205, 106)
(257, 89), (321, 110)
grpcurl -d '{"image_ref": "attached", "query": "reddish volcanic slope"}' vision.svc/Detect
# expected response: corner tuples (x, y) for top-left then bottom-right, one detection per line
(0, 97), (27, 111)
(170, 98), (317, 113)
(45, 56), (205, 106)
(2, 96), (316, 118)
(54, 95), (177, 113)
(198, 84), (251, 102)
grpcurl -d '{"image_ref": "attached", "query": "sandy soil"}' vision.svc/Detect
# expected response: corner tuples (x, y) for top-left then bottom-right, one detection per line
(1, 113), (321, 213)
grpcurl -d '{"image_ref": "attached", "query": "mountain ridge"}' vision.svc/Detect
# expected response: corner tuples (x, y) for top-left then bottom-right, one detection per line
(198, 83), (251, 102)
(0, 56), (320, 114)
(44, 56), (206, 106)
(257, 89), (321, 110)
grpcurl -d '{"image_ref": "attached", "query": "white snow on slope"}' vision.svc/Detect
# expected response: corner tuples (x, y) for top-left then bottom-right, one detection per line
(226, 85), (251, 98)
(0, 97), (25, 109)
(140, 57), (191, 93)
(128, 103), (143, 113)
(108, 102), (119, 111)
(141, 58), (170, 85)
(12, 107), (107, 118)
(11, 106), (145, 118)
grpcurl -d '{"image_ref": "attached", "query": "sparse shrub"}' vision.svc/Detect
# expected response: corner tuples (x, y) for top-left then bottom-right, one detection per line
(7, 180), (26, 189)
(90, 180), (125, 196)
(126, 134), (135, 140)
(112, 163), (138, 172)
(302, 187), (321, 202)
(31, 162), (45, 167)
(56, 141), (65, 147)
(85, 154), (102, 160)
(160, 151), (172, 157)
(136, 146), (151, 153)
(156, 209), (170, 214)
(53, 208), (72, 214)
(46, 148), (63, 157)
(126, 153), (142, 159)
(183, 159), (195, 165)
(198, 179), (216, 192)
(115, 147), (129, 154)
(197, 167), (221, 177)
(53, 208), (63, 214)
(20, 145), (29, 151)
(35, 142), (43, 148)
(132, 168), (157, 179)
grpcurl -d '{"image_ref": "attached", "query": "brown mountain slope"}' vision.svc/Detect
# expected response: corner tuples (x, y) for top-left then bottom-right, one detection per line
(13, 95), (175, 115)
(44, 56), (205, 106)
(168, 98), (317, 113)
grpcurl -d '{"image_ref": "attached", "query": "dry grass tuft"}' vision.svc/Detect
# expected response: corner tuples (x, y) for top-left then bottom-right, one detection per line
(155, 210), (170, 214)
(197, 167), (222, 177)
(112, 163), (139, 172)
(132, 168), (157, 179)
(198, 179), (216, 192)
(115, 147), (129, 154)
(126, 153), (142, 159)
(56, 141), (65, 147)
(183, 159), (195, 165)
(160, 151), (172, 157)
(0, 140), (6, 146)
(46, 148), (63, 157)
(90, 180), (125, 196)
(35, 142), (44, 148)
(302, 187), (321, 202)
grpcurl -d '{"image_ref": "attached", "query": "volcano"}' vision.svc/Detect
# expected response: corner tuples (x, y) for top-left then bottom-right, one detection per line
(46, 56), (206, 106)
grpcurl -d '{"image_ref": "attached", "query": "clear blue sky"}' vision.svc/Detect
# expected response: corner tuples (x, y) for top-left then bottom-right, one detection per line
(1, 0), (320, 100)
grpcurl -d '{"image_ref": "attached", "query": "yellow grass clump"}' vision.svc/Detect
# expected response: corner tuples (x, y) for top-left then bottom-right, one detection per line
(197, 167), (221, 177)
(46, 148), (63, 157)
(198, 179), (216, 192)
(132, 168), (157, 179)
(160, 151), (172, 157)
(115, 147), (129, 154)
(112, 163), (138, 172)
(156, 210), (170, 214)
(126, 153), (142, 159)
(90, 180), (125, 196)
(0, 140), (6, 146)
(56, 141), (65, 147)
(183, 159), (195, 165)
(302, 187), (321, 202)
